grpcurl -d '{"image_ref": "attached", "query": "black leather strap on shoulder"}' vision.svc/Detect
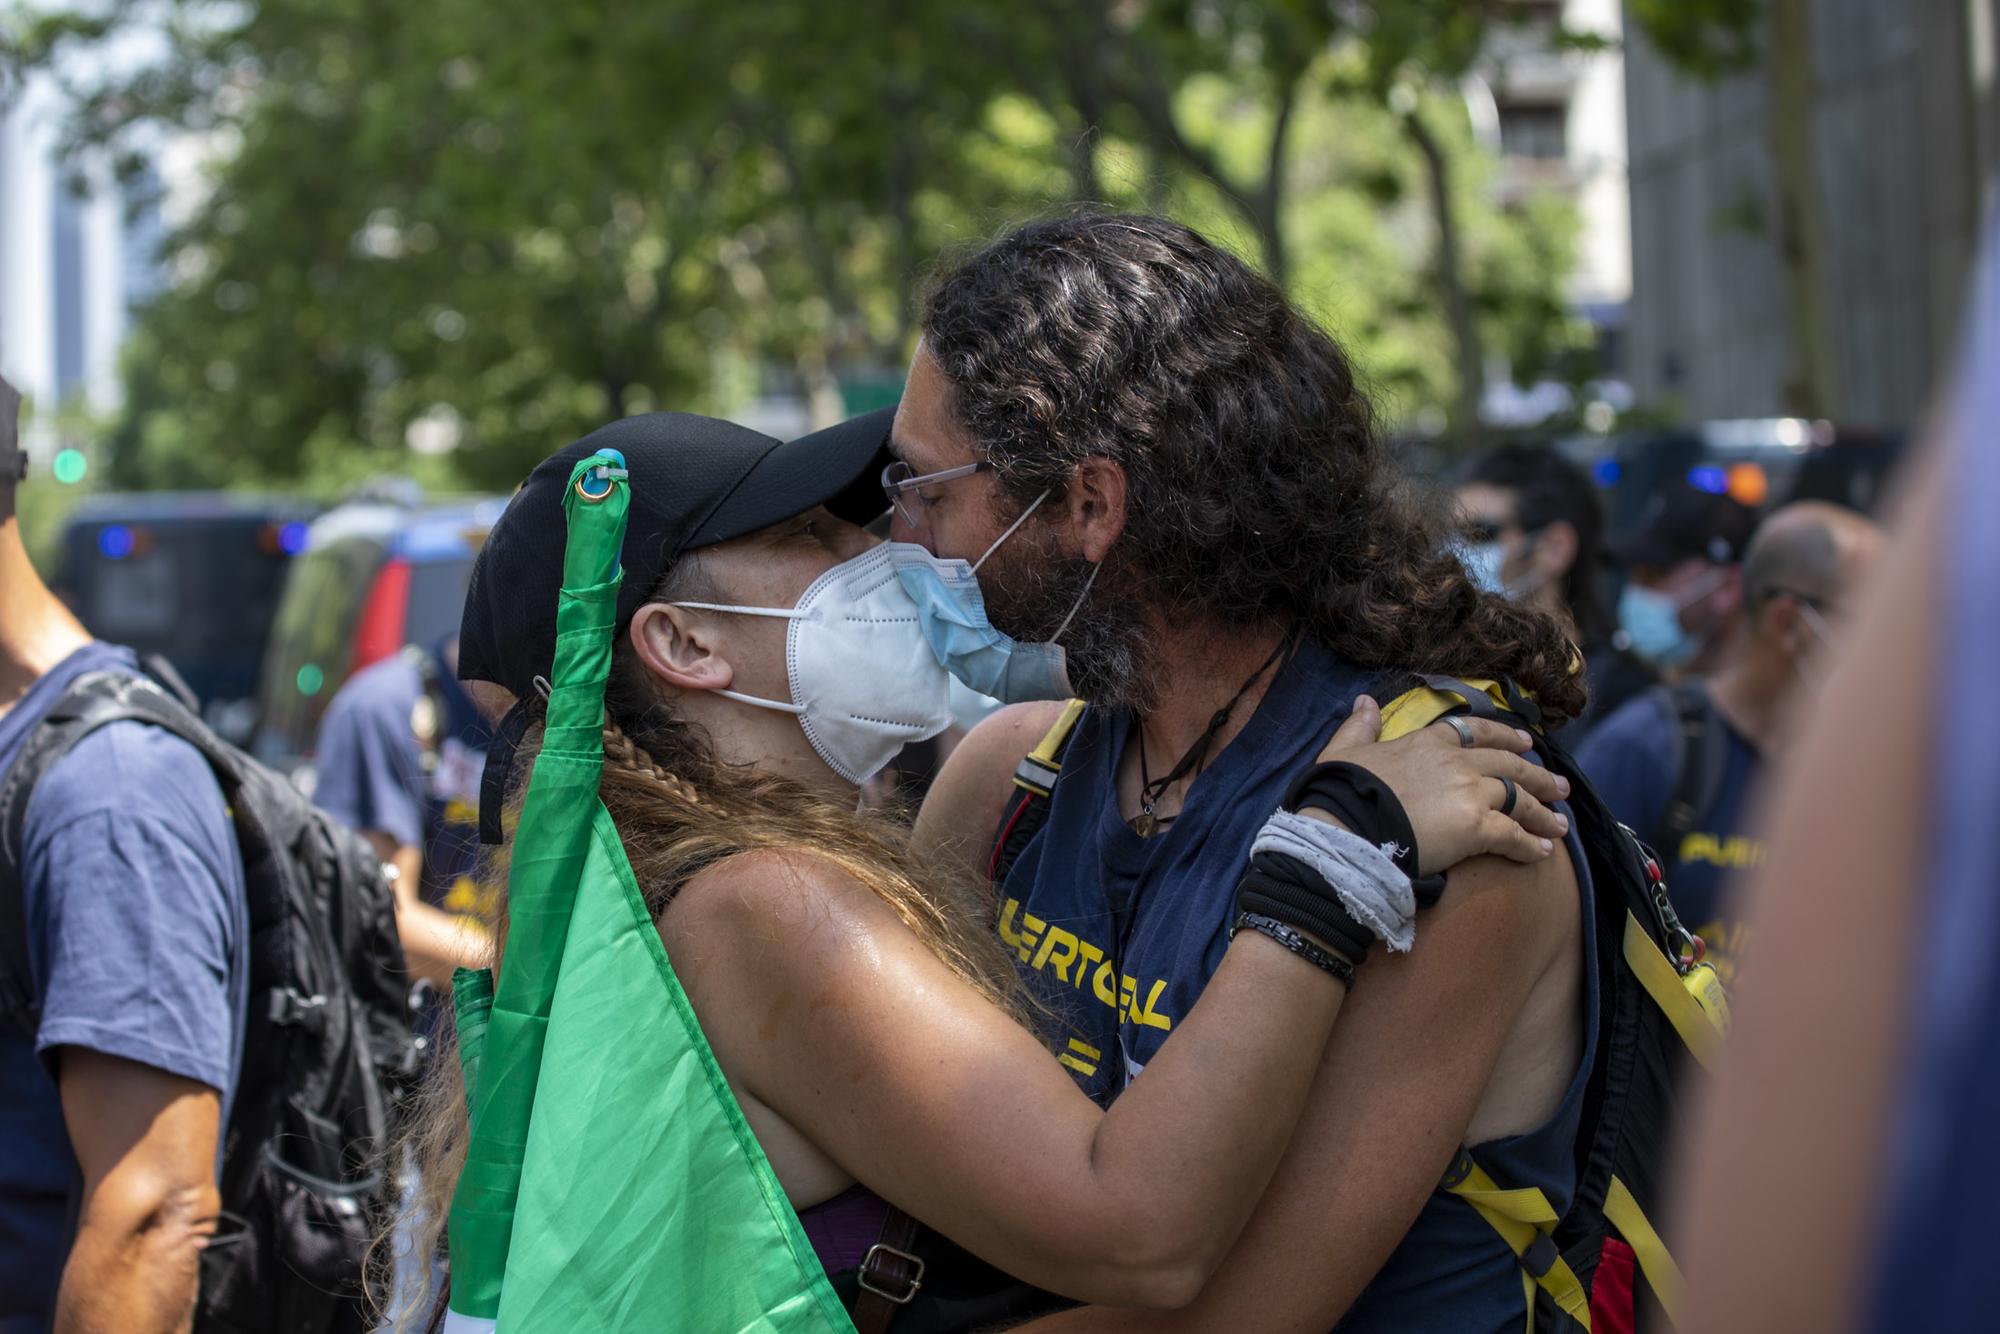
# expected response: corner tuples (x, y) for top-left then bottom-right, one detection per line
(851, 1206), (925, 1332)
(1658, 683), (1725, 856)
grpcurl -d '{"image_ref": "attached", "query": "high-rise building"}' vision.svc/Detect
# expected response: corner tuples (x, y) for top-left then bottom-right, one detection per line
(1, 69), (167, 461)
(1623, 0), (2000, 424)
(1467, 0), (1633, 422)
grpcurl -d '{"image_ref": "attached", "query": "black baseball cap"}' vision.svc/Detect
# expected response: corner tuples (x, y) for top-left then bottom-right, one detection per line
(1607, 479), (1760, 569)
(458, 406), (895, 703)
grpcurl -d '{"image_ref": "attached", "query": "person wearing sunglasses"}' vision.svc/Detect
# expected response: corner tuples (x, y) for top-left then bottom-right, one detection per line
(1454, 444), (1657, 744)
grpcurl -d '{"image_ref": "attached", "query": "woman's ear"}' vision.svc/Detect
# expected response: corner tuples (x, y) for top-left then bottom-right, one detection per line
(629, 604), (735, 693)
(1065, 456), (1129, 564)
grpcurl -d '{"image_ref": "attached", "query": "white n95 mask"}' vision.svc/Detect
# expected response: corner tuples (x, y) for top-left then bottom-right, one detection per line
(674, 543), (956, 784)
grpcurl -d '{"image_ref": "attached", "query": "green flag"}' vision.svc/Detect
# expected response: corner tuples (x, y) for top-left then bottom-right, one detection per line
(444, 451), (853, 1332)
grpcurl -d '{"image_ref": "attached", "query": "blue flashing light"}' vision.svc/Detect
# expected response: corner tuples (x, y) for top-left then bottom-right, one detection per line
(1688, 466), (1729, 496)
(1591, 457), (1622, 487)
(278, 521), (310, 555)
(98, 525), (136, 560)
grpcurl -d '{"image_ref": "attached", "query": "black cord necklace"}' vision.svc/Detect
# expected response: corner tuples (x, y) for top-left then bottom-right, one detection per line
(1131, 624), (1301, 837)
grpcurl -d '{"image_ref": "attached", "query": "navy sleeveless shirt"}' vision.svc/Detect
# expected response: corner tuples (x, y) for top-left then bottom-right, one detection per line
(1000, 636), (1600, 1332)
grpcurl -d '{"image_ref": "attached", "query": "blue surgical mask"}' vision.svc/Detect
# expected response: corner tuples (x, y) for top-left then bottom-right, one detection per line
(1617, 584), (1692, 666)
(887, 491), (1092, 704)
(1461, 542), (1508, 595)
(1618, 566), (1729, 668)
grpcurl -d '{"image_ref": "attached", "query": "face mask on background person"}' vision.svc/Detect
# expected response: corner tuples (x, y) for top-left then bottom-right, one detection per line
(889, 491), (1095, 705)
(1616, 584), (1691, 666)
(674, 543), (957, 784)
(1461, 532), (1551, 602)
(1617, 566), (1728, 668)
(1462, 542), (1508, 595)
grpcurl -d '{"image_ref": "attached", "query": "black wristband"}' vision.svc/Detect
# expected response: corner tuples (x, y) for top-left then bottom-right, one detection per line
(1239, 851), (1374, 964)
(1283, 761), (1418, 870)
(1284, 761), (1447, 905)
(1231, 912), (1356, 989)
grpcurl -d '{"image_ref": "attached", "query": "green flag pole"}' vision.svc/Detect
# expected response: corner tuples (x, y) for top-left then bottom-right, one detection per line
(444, 451), (853, 1332)
(446, 451), (631, 1323)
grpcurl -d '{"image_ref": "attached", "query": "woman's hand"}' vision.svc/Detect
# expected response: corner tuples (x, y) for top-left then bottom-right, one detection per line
(1317, 695), (1569, 875)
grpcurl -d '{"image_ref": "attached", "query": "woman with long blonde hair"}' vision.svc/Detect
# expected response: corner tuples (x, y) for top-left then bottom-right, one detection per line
(395, 410), (1567, 1329)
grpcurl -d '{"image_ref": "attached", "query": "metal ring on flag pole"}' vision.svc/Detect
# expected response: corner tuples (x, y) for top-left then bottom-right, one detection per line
(575, 448), (629, 503)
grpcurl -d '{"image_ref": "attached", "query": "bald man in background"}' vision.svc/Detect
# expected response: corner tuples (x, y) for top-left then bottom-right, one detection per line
(1577, 502), (1883, 981)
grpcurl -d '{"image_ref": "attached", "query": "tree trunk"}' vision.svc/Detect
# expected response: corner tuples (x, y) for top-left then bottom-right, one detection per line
(1253, 77), (1299, 292)
(1405, 108), (1484, 450)
(796, 339), (846, 430)
(1766, 0), (1838, 418)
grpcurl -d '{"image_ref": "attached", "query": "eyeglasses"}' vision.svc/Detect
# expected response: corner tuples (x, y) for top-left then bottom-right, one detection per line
(1460, 517), (1536, 546)
(881, 458), (992, 529)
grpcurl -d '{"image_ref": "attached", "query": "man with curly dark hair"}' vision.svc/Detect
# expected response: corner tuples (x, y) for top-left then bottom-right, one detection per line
(907, 212), (1598, 1331)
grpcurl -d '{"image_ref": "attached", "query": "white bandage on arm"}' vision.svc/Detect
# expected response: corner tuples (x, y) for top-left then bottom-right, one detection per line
(1250, 809), (1419, 952)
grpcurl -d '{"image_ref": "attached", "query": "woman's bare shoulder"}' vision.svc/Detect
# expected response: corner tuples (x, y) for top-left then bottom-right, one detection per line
(657, 846), (890, 967)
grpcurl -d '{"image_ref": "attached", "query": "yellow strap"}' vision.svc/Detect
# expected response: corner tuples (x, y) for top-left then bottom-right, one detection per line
(1011, 699), (1087, 795)
(1444, 1156), (1592, 1329)
(1029, 699), (1087, 765)
(1603, 1176), (1687, 1326)
(1623, 911), (1727, 1070)
(1377, 679), (1520, 743)
(1453, 1181), (1562, 1226)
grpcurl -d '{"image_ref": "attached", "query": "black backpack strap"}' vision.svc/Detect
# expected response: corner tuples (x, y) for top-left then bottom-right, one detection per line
(1656, 683), (1727, 859)
(0, 671), (226, 1036)
(135, 653), (201, 714)
(986, 700), (1087, 886)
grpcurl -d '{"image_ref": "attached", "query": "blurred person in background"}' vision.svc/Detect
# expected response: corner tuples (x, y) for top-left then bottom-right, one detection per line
(1577, 501), (1881, 982)
(0, 373), (247, 1332)
(1608, 480), (1760, 679)
(1455, 444), (1656, 743)
(313, 636), (493, 989)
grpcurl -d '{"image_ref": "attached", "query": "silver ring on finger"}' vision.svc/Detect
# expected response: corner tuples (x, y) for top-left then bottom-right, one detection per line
(1497, 775), (1519, 817)
(1440, 715), (1475, 749)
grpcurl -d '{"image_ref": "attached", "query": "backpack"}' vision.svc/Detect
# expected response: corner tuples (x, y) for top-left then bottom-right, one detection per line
(1653, 682), (1731, 866)
(989, 681), (1728, 1332)
(0, 667), (418, 1334)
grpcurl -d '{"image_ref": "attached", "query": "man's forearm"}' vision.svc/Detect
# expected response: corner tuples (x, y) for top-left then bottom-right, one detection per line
(55, 1188), (215, 1334)
(398, 895), (493, 984)
(373, 835), (491, 985)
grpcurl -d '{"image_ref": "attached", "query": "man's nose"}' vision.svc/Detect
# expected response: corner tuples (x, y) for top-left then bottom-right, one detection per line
(886, 508), (936, 551)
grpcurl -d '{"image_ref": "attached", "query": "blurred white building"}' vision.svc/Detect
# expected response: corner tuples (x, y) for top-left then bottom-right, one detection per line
(1, 52), (175, 461)
(1469, 0), (1633, 425)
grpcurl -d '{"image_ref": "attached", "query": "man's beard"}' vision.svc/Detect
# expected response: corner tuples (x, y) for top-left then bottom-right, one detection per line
(975, 522), (1155, 711)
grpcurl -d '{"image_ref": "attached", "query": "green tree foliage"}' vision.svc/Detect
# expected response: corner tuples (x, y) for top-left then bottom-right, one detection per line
(20, 0), (1588, 488)
(1627, 0), (1763, 77)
